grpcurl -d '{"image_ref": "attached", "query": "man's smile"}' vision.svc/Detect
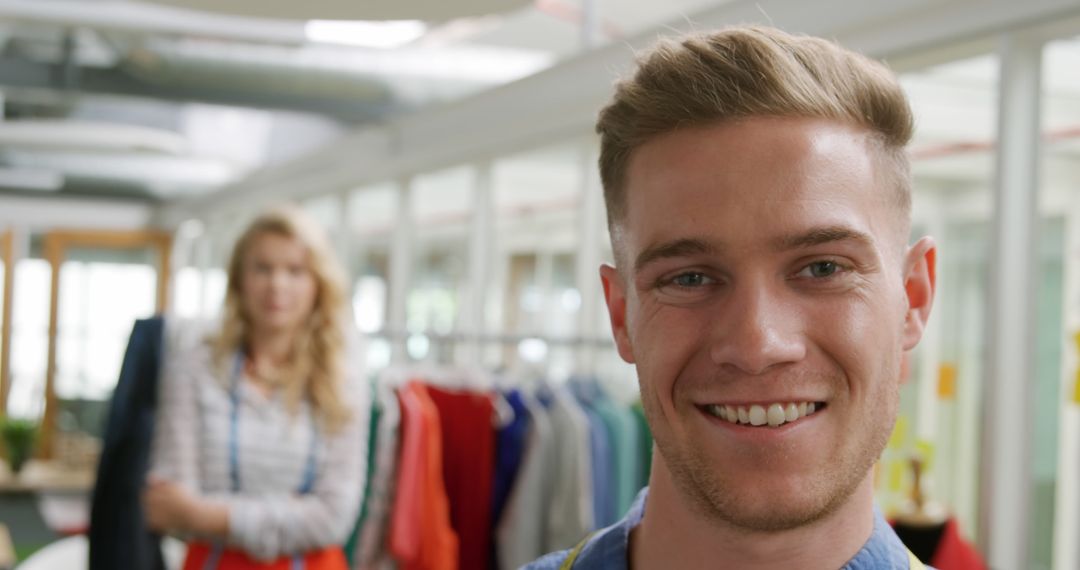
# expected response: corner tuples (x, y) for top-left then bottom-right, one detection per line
(696, 401), (828, 428)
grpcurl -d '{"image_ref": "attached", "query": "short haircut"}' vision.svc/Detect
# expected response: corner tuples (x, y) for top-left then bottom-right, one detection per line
(596, 25), (914, 233)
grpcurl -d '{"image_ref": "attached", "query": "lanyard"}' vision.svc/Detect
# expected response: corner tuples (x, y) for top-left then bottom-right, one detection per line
(203, 353), (320, 570)
(228, 352), (319, 494)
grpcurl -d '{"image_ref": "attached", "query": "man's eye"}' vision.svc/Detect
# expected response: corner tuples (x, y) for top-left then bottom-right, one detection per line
(804, 261), (839, 278)
(672, 272), (710, 287)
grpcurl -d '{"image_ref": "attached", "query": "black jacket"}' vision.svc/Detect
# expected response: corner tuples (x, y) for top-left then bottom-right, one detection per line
(89, 317), (166, 570)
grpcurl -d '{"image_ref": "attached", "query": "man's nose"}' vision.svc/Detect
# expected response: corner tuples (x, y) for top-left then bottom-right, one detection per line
(708, 283), (807, 375)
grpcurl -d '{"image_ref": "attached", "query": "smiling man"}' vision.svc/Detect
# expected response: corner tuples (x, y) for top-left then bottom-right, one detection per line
(525, 26), (937, 570)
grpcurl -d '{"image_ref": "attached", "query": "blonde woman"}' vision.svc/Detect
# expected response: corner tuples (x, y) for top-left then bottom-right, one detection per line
(144, 206), (368, 570)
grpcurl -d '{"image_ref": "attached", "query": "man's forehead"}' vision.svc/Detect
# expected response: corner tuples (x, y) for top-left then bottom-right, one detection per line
(626, 118), (877, 186)
(610, 118), (903, 262)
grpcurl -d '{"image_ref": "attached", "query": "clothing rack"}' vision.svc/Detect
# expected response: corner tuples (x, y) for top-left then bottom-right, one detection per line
(371, 329), (617, 348)
(349, 366), (653, 570)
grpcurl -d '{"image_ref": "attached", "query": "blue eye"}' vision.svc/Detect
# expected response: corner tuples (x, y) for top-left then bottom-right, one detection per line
(806, 261), (838, 278)
(672, 272), (709, 287)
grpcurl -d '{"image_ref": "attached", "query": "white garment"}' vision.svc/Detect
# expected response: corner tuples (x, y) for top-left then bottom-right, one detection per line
(355, 380), (401, 570)
(495, 390), (555, 569)
(544, 386), (595, 553)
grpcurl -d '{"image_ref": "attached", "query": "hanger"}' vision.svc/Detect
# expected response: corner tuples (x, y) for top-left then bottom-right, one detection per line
(399, 340), (519, 430)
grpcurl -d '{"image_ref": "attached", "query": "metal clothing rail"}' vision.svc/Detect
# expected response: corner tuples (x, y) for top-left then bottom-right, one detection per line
(370, 329), (617, 349)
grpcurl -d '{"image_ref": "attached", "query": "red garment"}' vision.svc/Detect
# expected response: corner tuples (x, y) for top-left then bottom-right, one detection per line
(389, 382), (458, 570)
(891, 517), (987, 570)
(930, 518), (986, 570)
(182, 543), (347, 570)
(425, 386), (496, 570)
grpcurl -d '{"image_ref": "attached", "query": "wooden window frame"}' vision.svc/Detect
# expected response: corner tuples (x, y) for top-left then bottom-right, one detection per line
(37, 229), (172, 458)
(0, 229), (13, 416)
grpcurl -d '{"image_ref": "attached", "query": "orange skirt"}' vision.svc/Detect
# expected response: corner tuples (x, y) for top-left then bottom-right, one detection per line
(183, 542), (348, 570)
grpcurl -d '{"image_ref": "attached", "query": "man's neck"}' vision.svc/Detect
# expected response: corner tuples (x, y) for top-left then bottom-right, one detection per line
(630, 459), (876, 570)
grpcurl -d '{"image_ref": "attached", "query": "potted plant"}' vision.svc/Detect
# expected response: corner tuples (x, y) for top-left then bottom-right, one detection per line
(0, 418), (38, 476)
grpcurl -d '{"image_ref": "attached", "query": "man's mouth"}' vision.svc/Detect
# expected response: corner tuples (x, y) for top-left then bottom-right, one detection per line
(700, 401), (826, 428)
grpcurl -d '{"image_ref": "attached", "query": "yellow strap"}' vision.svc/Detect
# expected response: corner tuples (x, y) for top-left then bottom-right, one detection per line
(559, 533), (595, 570)
(907, 548), (926, 570)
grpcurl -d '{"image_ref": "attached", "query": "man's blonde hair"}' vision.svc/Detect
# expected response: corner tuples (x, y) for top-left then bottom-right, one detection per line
(212, 205), (352, 433)
(596, 25), (914, 231)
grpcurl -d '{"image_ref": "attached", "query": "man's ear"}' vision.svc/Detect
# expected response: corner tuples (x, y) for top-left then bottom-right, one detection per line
(901, 236), (936, 351)
(600, 263), (635, 364)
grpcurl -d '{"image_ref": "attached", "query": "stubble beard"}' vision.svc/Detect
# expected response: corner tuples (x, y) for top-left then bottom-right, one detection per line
(645, 370), (899, 534)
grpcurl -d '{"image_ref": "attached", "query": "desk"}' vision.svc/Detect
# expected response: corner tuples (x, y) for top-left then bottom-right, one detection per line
(0, 460), (94, 494)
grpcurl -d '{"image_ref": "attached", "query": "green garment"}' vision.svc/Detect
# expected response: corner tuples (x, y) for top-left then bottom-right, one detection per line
(343, 382), (382, 564)
(593, 396), (641, 517)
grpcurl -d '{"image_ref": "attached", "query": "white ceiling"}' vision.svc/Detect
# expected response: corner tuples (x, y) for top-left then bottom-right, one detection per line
(140, 0), (533, 21)
(1, 0), (1080, 210)
(0, 0), (739, 202)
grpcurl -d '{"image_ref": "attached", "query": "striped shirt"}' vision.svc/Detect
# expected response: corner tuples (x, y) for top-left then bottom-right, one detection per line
(150, 337), (369, 562)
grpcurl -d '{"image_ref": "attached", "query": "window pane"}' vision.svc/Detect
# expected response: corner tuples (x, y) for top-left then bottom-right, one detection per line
(55, 252), (157, 441)
(8, 258), (51, 420)
(409, 167), (474, 362)
(876, 52), (999, 547)
(1037, 34), (1080, 570)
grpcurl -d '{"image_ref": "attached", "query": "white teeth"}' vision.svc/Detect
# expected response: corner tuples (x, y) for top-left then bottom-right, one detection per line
(711, 401), (822, 428)
(766, 404), (785, 427)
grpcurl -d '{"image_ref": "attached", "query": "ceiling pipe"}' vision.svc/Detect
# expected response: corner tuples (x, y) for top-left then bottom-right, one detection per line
(0, 0), (308, 46)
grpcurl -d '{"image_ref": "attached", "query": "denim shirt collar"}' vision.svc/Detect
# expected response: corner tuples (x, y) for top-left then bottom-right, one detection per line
(572, 487), (916, 569)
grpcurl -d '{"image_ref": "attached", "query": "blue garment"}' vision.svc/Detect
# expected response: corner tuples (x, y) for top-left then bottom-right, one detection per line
(522, 487), (936, 569)
(572, 390), (615, 528)
(492, 389), (531, 524)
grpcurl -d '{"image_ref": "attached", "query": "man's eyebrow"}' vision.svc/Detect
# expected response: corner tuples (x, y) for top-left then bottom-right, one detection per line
(630, 227), (873, 272)
(772, 226), (875, 251)
(633, 238), (716, 273)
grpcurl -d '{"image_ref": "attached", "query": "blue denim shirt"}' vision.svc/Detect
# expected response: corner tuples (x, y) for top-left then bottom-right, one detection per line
(522, 487), (933, 570)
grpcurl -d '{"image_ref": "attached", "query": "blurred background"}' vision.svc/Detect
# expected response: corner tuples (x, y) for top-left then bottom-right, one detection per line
(0, 0), (1078, 569)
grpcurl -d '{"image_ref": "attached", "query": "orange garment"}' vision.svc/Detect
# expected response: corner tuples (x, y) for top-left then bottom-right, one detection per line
(389, 382), (459, 570)
(182, 542), (347, 570)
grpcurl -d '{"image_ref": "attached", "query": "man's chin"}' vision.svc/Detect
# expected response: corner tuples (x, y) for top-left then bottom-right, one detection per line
(684, 469), (846, 533)
(708, 497), (833, 533)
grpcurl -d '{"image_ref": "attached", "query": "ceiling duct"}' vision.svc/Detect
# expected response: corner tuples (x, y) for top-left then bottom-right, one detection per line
(0, 119), (188, 154)
(119, 37), (553, 112)
(122, 39), (397, 105)
(138, 0), (531, 22)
